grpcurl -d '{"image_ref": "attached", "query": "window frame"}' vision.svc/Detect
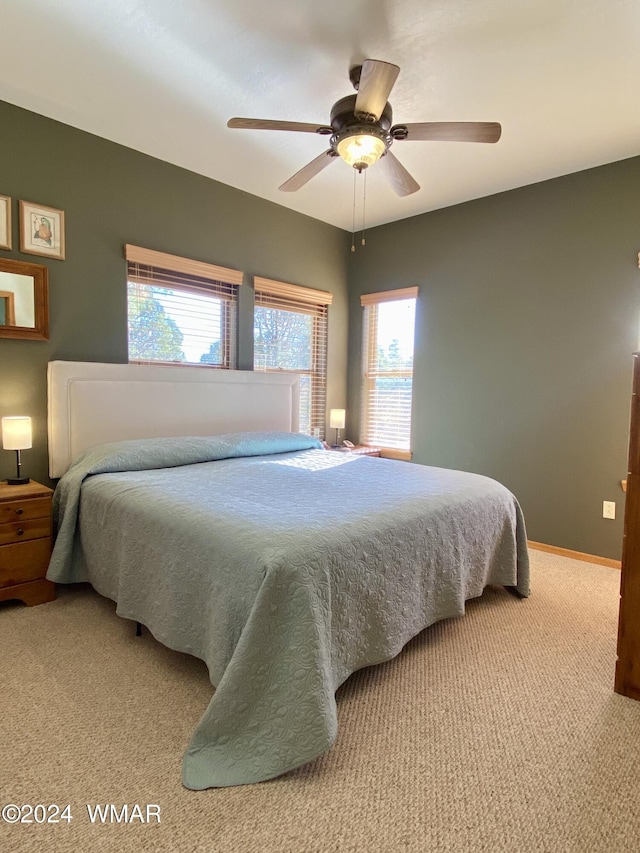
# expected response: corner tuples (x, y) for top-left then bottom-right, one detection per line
(360, 286), (418, 460)
(125, 244), (242, 369)
(254, 276), (332, 439)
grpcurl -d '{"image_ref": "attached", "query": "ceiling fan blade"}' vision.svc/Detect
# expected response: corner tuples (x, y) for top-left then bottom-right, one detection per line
(392, 122), (502, 143)
(378, 151), (420, 197)
(228, 118), (331, 134)
(354, 59), (400, 121)
(278, 150), (337, 192)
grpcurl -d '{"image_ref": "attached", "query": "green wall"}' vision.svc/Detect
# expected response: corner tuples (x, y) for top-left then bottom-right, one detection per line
(0, 100), (351, 487)
(348, 157), (640, 560)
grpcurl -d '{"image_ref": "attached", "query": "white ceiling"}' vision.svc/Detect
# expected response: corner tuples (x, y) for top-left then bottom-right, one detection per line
(2, 0), (639, 232)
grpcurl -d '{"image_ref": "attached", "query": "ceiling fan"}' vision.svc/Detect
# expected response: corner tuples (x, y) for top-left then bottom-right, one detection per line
(227, 59), (501, 197)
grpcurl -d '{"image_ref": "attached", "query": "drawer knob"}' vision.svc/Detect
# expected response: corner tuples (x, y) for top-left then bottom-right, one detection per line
(16, 528), (24, 536)
(15, 508), (24, 515)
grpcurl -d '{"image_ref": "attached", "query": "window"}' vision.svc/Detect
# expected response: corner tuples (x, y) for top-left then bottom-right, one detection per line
(360, 287), (418, 457)
(126, 245), (242, 367)
(254, 277), (332, 438)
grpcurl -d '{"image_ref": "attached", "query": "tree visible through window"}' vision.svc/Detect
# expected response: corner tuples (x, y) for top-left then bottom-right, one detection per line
(254, 306), (313, 372)
(128, 285), (185, 362)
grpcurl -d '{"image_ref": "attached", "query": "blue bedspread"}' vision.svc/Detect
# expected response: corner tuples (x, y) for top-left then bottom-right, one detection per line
(47, 432), (529, 789)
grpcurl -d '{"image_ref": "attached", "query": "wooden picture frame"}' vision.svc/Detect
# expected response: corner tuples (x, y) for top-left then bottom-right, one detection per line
(19, 200), (65, 260)
(0, 195), (11, 250)
(0, 257), (49, 340)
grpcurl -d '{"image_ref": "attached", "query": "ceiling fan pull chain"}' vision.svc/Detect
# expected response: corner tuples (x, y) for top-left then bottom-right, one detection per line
(361, 169), (367, 246)
(351, 169), (357, 253)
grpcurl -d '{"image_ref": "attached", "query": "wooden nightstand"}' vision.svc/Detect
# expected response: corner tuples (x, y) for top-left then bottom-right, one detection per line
(0, 480), (55, 606)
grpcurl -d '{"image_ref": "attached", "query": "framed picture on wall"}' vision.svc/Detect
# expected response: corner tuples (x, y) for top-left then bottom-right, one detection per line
(19, 200), (65, 260)
(0, 196), (11, 250)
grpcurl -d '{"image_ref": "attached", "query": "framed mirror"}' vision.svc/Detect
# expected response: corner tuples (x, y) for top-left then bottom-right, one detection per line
(0, 258), (49, 341)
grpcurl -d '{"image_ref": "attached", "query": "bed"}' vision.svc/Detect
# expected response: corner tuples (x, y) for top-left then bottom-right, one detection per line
(45, 360), (530, 790)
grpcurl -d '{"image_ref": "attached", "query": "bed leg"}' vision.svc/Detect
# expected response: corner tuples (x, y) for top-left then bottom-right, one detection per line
(136, 621), (142, 637)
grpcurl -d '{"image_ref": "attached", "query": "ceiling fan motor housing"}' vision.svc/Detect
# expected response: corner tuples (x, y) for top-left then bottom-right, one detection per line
(330, 95), (393, 131)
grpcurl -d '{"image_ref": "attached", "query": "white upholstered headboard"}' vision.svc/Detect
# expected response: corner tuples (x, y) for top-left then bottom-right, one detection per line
(48, 361), (300, 478)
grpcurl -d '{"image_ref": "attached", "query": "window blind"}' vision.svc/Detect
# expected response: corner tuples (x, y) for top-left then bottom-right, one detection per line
(360, 289), (418, 453)
(254, 277), (331, 438)
(125, 245), (240, 368)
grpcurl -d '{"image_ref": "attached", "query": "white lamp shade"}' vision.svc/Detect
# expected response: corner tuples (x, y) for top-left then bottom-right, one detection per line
(329, 409), (346, 429)
(2, 416), (32, 450)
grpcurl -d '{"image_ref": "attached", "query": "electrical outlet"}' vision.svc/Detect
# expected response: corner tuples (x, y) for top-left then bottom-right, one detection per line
(603, 500), (616, 520)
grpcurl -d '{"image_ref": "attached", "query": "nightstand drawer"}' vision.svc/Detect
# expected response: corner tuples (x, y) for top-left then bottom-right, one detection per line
(0, 516), (52, 546)
(0, 496), (52, 524)
(0, 539), (52, 587)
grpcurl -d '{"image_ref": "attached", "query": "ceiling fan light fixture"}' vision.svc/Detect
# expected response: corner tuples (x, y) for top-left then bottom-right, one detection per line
(336, 132), (386, 170)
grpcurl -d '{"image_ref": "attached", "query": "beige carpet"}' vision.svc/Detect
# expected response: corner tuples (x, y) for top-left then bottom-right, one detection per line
(1, 550), (639, 853)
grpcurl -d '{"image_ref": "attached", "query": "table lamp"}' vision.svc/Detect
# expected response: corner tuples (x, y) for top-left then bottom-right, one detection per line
(2, 416), (32, 485)
(329, 408), (346, 447)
